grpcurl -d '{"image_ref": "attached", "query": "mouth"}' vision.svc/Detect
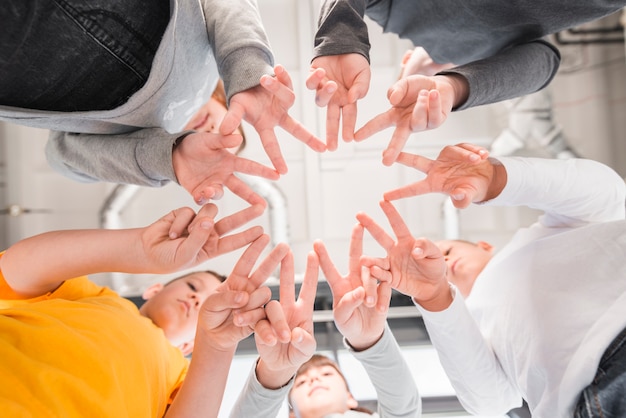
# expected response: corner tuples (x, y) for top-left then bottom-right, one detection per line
(178, 299), (191, 316)
(308, 386), (327, 396)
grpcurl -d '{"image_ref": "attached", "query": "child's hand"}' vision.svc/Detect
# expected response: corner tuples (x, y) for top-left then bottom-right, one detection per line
(307, 54), (371, 148)
(252, 250), (319, 389)
(383, 143), (494, 207)
(357, 200), (453, 312)
(140, 203), (264, 273)
(354, 75), (467, 166)
(314, 224), (391, 351)
(196, 235), (290, 352)
(221, 64), (326, 175)
(173, 131), (279, 205)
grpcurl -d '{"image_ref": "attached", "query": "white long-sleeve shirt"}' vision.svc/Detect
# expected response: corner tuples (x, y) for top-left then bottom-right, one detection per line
(417, 157), (626, 417)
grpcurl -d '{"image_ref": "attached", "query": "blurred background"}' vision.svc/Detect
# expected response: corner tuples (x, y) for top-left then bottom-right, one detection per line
(1, 1), (625, 416)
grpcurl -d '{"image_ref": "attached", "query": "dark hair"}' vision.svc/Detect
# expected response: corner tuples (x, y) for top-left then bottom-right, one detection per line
(289, 354), (374, 415)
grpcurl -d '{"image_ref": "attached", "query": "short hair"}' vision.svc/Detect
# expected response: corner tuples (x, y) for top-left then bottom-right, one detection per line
(289, 354), (373, 415)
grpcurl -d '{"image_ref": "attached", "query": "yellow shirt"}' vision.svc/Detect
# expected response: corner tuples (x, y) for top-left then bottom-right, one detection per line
(0, 252), (188, 418)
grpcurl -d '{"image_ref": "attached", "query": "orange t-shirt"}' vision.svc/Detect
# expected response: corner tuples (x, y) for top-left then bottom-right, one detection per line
(0, 252), (188, 418)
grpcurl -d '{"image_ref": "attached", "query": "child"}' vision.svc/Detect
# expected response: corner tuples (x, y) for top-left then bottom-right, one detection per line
(230, 224), (421, 418)
(357, 143), (626, 417)
(0, 202), (289, 418)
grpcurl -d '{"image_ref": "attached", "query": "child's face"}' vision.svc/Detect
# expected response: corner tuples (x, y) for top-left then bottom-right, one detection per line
(436, 239), (493, 296)
(140, 272), (222, 347)
(290, 365), (356, 417)
(184, 97), (228, 134)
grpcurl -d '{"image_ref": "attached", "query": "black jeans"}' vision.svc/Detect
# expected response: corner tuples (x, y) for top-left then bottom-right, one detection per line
(0, 0), (170, 111)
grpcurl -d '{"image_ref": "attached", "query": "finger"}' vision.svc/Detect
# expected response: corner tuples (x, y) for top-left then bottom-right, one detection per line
(354, 110), (395, 141)
(253, 318), (278, 346)
(232, 156), (281, 181)
(216, 225), (265, 258)
(279, 114), (327, 152)
(325, 104), (341, 151)
(297, 251), (320, 312)
(383, 181), (432, 201)
(368, 264), (393, 283)
(355, 211), (395, 251)
(376, 281), (392, 314)
(265, 300), (291, 343)
(424, 90), (445, 129)
(314, 80), (338, 107)
(446, 142), (490, 163)
(186, 203), (219, 234)
(219, 102), (245, 136)
(313, 240), (343, 293)
(347, 223), (364, 278)
(243, 286), (273, 311)
(409, 90), (431, 132)
(305, 67), (326, 91)
(214, 199), (266, 236)
(230, 234), (271, 285)
(260, 74), (295, 107)
(175, 215), (217, 261)
(257, 127), (289, 175)
(359, 255), (390, 271)
(278, 250), (296, 308)
(381, 124), (412, 166)
(234, 306), (267, 329)
(449, 186), (474, 209)
(341, 102), (357, 141)
(334, 287), (365, 325)
(361, 266), (378, 308)
(167, 207), (199, 239)
(379, 200), (413, 241)
(395, 151), (435, 173)
(249, 242), (290, 289)
(203, 289), (249, 313)
(290, 328), (317, 357)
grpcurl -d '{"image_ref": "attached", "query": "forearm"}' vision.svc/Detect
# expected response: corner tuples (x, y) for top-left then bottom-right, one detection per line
(45, 128), (181, 187)
(166, 336), (236, 418)
(440, 40), (560, 110)
(485, 157), (626, 225)
(415, 287), (521, 415)
(229, 358), (292, 418)
(349, 324), (421, 417)
(0, 228), (149, 296)
(314, 0), (370, 61)
(202, 0), (274, 100)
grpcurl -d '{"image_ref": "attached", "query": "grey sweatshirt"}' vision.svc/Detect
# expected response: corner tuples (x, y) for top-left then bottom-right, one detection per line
(314, 0), (625, 110)
(0, 0), (274, 187)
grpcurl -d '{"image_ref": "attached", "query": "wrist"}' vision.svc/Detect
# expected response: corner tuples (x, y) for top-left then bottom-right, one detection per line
(255, 358), (297, 390)
(413, 282), (453, 312)
(483, 158), (507, 202)
(345, 330), (384, 352)
(437, 73), (469, 109)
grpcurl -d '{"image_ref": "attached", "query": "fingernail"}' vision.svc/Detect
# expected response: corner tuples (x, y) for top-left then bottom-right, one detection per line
(451, 193), (465, 201)
(469, 154), (479, 161)
(413, 247), (423, 256)
(234, 292), (244, 303)
(200, 220), (213, 229)
(366, 296), (374, 305)
(169, 232), (178, 239)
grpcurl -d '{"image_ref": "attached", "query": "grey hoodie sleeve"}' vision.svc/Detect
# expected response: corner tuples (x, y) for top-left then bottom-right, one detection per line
(313, 0), (371, 61)
(440, 40), (561, 110)
(201, 0), (275, 101)
(347, 324), (422, 418)
(229, 359), (293, 418)
(45, 128), (185, 187)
